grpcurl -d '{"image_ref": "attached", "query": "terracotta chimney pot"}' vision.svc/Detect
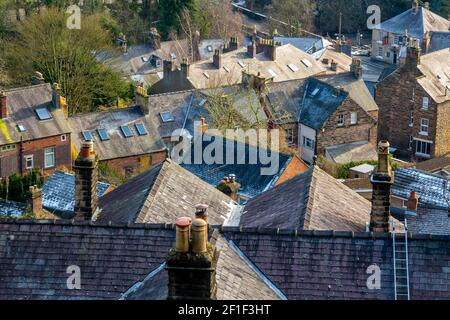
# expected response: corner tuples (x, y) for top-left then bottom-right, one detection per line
(175, 217), (192, 253)
(191, 218), (208, 254)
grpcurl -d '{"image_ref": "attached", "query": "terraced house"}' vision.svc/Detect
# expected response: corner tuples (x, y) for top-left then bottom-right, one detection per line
(0, 83), (72, 177)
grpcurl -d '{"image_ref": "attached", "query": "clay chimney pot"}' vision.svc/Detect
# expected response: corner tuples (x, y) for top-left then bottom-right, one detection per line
(175, 217), (192, 253)
(191, 218), (208, 254)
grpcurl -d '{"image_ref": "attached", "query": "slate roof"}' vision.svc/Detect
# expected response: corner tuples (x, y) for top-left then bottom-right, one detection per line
(198, 39), (226, 61)
(180, 137), (293, 199)
(222, 228), (450, 300)
(274, 36), (324, 54)
(68, 106), (166, 161)
(415, 152), (450, 173)
(43, 171), (110, 217)
(265, 79), (306, 123)
(240, 166), (372, 231)
(395, 205), (450, 235)
(375, 7), (450, 39)
(325, 140), (378, 164)
(428, 32), (450, 54)
(123, 232), (283, 300)
(298, 78), (348, 129)
(186, 44), (326, 89)
(0, 199), (27, 217)
(1, 219), (449, 300)
(392, 167), (450, 209)
(97, 159), (239, 225)
(416, 48), (450, 103)
(0, 84), (71, 145)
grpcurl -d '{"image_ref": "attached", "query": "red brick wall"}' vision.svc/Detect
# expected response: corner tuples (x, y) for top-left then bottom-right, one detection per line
(0, 134), (72, 177)
(102, 150), (167, 178)
(316, 97), (377, 156)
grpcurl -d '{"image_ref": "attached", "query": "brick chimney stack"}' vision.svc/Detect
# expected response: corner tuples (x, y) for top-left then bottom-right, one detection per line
(407, 191), (419, 211)
(350, 58), (363, 79)
(32, 71), (45, 85)
(370, 140), (394, 232)
(0, 90), (7, 119)
(167, 216), (218, 300)
(74, 140), (98, 220)
(163, 59), (174, 79)
(28, 185), (43, 215)
(228, 37), (238, 52)
(213, 49), (222, 69)
(406, 38), (421, 69)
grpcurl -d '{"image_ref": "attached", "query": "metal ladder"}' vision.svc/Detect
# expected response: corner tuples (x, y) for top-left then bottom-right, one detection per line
(393, 219), (410, 300)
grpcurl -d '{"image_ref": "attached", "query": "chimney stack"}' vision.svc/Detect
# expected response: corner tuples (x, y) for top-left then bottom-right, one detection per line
(228, 37), (238, 52)
(28, 185), (43, 215)
(52, 83), (61, 109)
(217, 174), (240, 202)
(195, 203), (209, 223)
(369, 140), (394, 232)
(423, 31), (431, 54)
(0, 90), (7, 119)
(407, 191), (419, 211)
(247, 40), (257, 58)
(74, 140), (98, 220)
(424, 2), (430, 10)
(32, 71), (45, 85)
(135, 83), (149, 114)
(350, 58), (363, 79)
(149, 28), (161, 50)
(412, 0), (419, 13)
(167, 216), (218, 300)
(198, 117), (209, 133)
(181, 57), (190, 79)
(213, 49), (222, 69)
(163, 59), (174, 79)
(406, 38), (421, 68)
(330, 60), (338, 72)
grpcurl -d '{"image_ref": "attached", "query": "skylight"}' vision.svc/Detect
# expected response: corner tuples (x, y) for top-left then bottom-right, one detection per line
(223, 66), (230, 73)
(267, 68), (277, 77)
(120, 125), (134, 138)
(238, 61), (246, 68)
(301, 59), (312, 68)
(198, 99), (207, 107)
(311, 88), (320, 96)
(135, 123), (148, 136)
(35, 108), (52, 120)
(203, 72), (210, 79)
(160, 111), (175, 123)
(82, 131), (93, 141)
(97, 128), (109, 141)
(17, 124), (26, 132)
(287, 64), (299, 72)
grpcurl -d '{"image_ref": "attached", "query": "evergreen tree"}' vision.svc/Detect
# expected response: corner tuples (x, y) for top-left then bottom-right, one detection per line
(158, 0), (198, 39)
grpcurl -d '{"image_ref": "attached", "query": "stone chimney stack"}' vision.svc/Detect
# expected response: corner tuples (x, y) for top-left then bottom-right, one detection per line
(217, 174), (240, 202)
(28, 185), (43, 215)
(149, 28), (161, 50)
(247, 40), (257, 58)
(52, 83), (61, 109)
(228, 37), (238, 52)
(369, 140), (394, 232)
(213, 49), (222, 69)
(32, 71), (45, 85)
(181, 57), (190, 79)
(167, 216), (218, 300)
(0, 90), (7, 119)
(74, 140), (98, 220)
(135, 83), (149, 114)
(350, 58), (363, 79)
(330, 60), (338, 72)
(407, 191), (419, 211)
(424, 1), (430, 10)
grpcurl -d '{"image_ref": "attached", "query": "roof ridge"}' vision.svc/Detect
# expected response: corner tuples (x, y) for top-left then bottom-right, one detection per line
(4, 83), (50, 93)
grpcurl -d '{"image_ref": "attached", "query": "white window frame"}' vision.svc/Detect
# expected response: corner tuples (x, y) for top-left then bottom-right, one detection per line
(44, 146), (55, 168)
(350, 112), (358, 125)
(337, 114), (345, 127)
(25, 155), (34, 170)
(422, 97), (429, 110)
(61, 134), (67, 142)
(420, 118), (429, 136)
(302, 136), (315, 150)
(415, 139), (432, 157)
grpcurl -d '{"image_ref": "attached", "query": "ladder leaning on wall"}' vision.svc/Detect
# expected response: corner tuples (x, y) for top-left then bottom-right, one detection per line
(393, 219), (410, 300)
